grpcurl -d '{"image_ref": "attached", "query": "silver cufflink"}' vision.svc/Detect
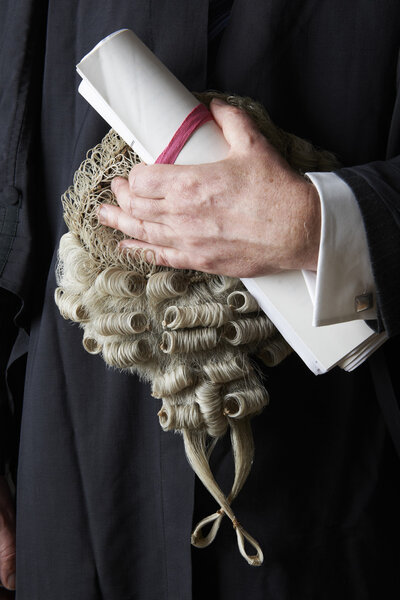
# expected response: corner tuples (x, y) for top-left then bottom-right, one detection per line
(355, 293), (373, 313)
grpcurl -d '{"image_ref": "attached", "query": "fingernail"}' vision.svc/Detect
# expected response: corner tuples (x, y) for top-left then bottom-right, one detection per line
(7, 573), (15, 590)
(98, 205), (108, 223)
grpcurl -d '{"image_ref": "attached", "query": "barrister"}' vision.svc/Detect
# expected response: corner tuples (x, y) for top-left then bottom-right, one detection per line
(0, 1), (400, 598)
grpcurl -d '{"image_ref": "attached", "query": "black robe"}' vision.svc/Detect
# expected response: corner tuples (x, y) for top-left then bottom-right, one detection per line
(1, 1), (400, 598)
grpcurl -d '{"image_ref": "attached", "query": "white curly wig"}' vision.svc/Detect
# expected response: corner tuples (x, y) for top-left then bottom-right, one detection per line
(55, 92), (338, 566)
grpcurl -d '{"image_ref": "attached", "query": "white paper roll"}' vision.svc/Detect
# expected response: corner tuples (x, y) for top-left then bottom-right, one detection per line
(77, 29), (229, 164)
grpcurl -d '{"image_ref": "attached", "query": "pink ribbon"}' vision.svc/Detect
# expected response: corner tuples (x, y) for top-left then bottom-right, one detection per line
(155, 103), (213, 164)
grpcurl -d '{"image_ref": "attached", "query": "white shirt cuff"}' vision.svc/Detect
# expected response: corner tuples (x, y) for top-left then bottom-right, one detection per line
(303, 172), (377, 326)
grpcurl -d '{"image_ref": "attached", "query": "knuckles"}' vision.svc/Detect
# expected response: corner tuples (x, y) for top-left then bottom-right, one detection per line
(193, 254), (215, 273)
(132, 220), (147, 242)
(128, 163), (146, 192)
(0, 534), (16, 569)
(156, 249), (175, 268)
(172, 172), (201, 199)
(0, 544), (15, 562)
(129, 164), (166, 198)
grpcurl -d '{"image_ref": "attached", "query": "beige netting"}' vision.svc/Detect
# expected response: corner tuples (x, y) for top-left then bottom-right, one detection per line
(55, 93), (339, 566)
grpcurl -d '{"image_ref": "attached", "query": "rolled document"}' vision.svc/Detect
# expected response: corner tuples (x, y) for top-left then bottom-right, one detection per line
(76, 29), (385, 375)
(77, 29), (229, 164)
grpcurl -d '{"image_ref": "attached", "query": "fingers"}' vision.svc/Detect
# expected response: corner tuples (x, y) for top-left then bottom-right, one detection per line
(98, 204), (174, 247)
(120, 239), (185, 269)
(0, 479), (16, 592)
(111, 177), (165, 221)
(111, 177), (133, 213)
(119, 239), (213, 273)
(209, 98), (264, 154)
(125, 162), (178, 198)
(113, 99), (263, 208)
(114, 157), (207, 204)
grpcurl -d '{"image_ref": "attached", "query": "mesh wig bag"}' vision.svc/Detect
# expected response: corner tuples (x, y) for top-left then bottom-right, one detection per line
(55, 93), (338, 566)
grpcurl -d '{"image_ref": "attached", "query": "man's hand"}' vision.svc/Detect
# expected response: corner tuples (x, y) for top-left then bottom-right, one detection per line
(0, 477), (15, 592)
(98, 98), (321, 277)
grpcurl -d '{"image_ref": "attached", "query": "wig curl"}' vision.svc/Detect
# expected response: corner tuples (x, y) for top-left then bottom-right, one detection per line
(55, 92), (338, 566)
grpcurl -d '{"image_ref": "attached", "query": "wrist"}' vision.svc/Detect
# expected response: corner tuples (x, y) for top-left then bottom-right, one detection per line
(287, 177), (321, 271)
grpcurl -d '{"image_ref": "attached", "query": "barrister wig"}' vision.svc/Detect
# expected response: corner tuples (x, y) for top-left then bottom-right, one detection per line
(55, 92), (338, 566)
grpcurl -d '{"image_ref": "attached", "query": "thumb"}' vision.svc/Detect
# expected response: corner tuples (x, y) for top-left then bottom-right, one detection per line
(209, 98), (262, 153)
(0, 478), (16, 591)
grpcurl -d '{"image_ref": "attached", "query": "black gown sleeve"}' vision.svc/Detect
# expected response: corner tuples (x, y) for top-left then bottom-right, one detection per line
(0, 0), (48, 472)
(334, 46), (400, 337)
(336, 156), (400, 337)
(0, 290), (20, 473)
